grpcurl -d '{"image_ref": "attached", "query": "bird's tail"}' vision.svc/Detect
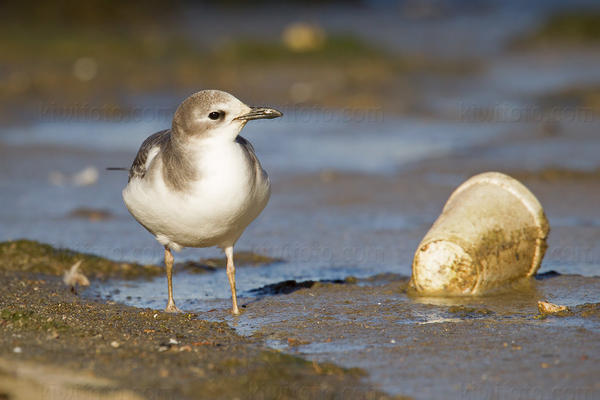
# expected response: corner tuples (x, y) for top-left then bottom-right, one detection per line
(106, 167), (129, 171)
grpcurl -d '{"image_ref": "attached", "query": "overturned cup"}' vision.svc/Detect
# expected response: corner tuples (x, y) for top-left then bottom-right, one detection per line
(411, 172), (550, 295)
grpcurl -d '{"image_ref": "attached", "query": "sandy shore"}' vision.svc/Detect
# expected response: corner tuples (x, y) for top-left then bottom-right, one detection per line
(1, 115), (600, 399)
(0, 268), (396, 400)
(1, 246), (598, 399)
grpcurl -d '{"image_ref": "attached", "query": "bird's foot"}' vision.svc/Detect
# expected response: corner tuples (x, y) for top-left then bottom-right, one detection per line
(231, 306), (241, 316)
(164, 302), (182, 313)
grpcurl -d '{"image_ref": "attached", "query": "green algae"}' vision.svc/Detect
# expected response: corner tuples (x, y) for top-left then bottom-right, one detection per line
(0, 239), (163, 280)
(447, 305), (495, 318)
(0, 239), (281, 280)
(215, 34), (385, 64)
(533, 12), (600, 44)
(512, 11), (600, 48)
(1, 307), (69, 332)
(537, 85), (600, 115)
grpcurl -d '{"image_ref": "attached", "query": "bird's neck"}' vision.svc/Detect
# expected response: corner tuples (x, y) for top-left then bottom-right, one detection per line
(160, 132), (196, 192)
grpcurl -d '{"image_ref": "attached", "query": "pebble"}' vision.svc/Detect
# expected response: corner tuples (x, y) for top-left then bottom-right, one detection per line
(13, 347), (22, 354)
(110, 341), (120, 348)
(47, 331), (59, 340)
(538, 300), (568, 314)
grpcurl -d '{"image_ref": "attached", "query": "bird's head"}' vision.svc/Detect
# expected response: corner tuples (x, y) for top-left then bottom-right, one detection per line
(171, 90), (282, 141)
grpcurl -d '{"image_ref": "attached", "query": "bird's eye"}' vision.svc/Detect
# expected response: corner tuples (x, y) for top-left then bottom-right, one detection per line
(208, 111), (221, 120)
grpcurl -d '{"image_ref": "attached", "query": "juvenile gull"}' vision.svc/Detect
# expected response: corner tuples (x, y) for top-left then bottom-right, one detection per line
(122, 90), (282, 314)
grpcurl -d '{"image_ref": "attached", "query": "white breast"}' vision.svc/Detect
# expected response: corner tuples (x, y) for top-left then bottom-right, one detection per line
(123, 139), (270, 250)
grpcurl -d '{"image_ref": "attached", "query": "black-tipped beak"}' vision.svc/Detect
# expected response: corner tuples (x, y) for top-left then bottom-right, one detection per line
(235, 107), (283, 121)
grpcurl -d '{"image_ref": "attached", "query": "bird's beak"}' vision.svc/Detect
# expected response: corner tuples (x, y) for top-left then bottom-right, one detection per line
(235, 107), (283, 121)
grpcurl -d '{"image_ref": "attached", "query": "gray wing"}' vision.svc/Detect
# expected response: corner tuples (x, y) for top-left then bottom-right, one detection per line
(235, 135), (259, 166)
(235, 135), (266, 180)
(129, 129), (170, 181)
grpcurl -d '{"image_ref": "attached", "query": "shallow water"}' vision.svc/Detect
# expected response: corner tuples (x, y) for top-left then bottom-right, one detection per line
(2, 105), (599, 293)
(90, 272), (600, 398)
(2, 114), (511, 173)
(0, 112), (509, 263)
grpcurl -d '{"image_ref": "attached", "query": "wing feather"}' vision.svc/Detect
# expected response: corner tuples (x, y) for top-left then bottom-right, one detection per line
(128, 129), (170, 181)
(235, 135), (268, 183)
(235, 135), (258, 168)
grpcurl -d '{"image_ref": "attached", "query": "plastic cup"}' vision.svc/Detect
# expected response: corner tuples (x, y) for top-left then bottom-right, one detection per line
(411, 172), (550, 295)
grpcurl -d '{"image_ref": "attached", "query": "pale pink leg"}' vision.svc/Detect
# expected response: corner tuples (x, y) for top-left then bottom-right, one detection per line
(224, 246), (240, 315)
(164, 246), (181, 313)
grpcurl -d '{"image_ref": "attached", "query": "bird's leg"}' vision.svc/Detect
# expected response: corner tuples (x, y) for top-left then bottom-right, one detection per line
(224, 246), (240, 315)
(164, 246), (181, 313)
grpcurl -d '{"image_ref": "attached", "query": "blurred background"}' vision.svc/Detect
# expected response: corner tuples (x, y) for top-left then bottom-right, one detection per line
(2, 0), (600, 121)
(1, 0), (600, 300)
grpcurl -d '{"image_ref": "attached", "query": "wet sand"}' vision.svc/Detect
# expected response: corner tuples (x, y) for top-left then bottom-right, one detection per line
(1, 249), (598, 399)
(0, 269), (396, 400)
(237, 274), (600, 399)
(2, 123), (600, 398)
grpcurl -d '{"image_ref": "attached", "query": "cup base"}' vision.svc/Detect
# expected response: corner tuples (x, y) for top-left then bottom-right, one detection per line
(412, 240), (478, 295)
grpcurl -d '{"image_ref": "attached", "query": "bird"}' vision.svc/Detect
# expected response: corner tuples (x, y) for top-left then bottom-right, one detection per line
(122, 90), (282, 314)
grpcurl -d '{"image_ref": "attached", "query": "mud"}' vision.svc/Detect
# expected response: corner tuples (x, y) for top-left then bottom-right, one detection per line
(4, 239), (598, 399)
(0, 270), (397, 400)
(248, 279), (347, 296)
(0, 240), (282, 279)
(67, 207), (115, 222)
(513, 10), (600, 48)
(510, 167), (600, 183)
(0, 240), (163, 280)
(235, 273), (600, 399)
